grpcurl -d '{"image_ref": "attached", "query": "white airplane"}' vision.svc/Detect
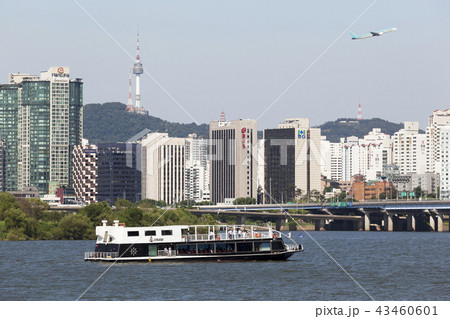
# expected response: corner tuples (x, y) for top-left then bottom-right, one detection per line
(350, 27), (397, 40)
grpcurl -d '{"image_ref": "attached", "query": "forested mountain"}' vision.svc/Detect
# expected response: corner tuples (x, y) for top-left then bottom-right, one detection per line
(83, 103), (416, 144)
(316, 118), (419, 142)
(83, 102), (209, 144)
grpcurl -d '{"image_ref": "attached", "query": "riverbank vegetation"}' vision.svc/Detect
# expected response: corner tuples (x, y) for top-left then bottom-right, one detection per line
(0, 193), (274, 241)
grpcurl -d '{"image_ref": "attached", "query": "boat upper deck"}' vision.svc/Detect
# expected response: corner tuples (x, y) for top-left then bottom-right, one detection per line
(96, 220), (278, 245)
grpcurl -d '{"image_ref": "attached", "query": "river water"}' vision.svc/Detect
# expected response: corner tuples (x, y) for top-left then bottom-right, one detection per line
(0, 231), (448, 301)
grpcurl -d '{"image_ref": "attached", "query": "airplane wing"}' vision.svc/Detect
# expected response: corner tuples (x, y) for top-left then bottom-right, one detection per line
(371, 27), (397, 36)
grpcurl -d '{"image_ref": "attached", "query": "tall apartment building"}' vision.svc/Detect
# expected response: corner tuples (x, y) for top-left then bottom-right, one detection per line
(358, 128), (392, 180)
(426, 109), (450, 173)
(392, 122), (427, 175)
(210, 119), (257, 204)
(0, 67), (83, 194)
(321, 137), (343, 182)
(141, 133), (186, 205)
(185, 133), (209, 202)
(264, 118), (321, 203)
(72, 139), (98, 204)
(0, 82), (20, 191)
(0, 137), (5, 192)
(337, 129), (392, 182)
(439, 126), (450, 199)
(341, 136), (360, 181)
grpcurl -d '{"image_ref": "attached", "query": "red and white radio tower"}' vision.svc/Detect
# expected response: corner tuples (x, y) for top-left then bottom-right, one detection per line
(357, 102), (362, 121)
(125, 67), (135, 112)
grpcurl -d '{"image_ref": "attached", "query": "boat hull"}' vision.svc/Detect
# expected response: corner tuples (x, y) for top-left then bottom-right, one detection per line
(85, 249), (300, 262)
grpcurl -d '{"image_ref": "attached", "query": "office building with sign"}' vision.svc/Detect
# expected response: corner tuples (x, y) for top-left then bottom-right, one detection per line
(209, 118), (258, 204)
(264, 118), (321, 203)
(0, 66), (83, 193)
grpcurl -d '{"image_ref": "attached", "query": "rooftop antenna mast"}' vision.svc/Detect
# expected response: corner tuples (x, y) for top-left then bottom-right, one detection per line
(125, 67), (135, 112)
(357, 99), (362, 121)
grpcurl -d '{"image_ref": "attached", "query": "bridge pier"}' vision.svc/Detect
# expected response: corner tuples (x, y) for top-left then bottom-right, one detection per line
(435, 213), (443, 232)
(407, 214), (416, 231)
(315, 219), (325, 231)
(358, 209), (371, 231)
(236, 215), (246, 225)
(275, 218), (286, 231)
(429, 214), (436, 231)
(384, 213), (394, 232)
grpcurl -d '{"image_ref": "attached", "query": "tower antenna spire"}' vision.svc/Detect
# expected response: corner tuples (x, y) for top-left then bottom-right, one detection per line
(132, 27), (146, 114)
(125, 66), (135, 112)
(357, 99), (362, 121)
(136, 29), (141, 61)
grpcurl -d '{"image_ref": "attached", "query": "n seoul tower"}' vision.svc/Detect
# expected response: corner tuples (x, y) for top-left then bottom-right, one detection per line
(133, 30), (146, 114)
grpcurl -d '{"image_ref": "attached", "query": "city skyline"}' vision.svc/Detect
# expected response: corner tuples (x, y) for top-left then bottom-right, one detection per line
(1, 1), (450, 130)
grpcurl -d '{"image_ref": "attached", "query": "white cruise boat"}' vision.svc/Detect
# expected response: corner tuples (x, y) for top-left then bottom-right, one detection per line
(85, 220), (302, 262)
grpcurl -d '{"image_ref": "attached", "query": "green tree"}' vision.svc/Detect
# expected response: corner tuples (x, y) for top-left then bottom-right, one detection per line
(118, 207), (144, 227)
(323, 186), (333, 194)
(114, 198), (133, 209)
(0, 192), (20, 220)
(79, 202), (112, 226)
(6, 228), (27, 241)
(414, 186), (423, 198)
(3, 208), (27, 229)
(198, 214), (215, 225)
(58, 214), (95, 240)
(18, 198), (50, 220)
(233, 197), (256, 205)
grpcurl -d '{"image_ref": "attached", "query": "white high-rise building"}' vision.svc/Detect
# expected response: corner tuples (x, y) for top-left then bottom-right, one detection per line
(358, 128), (392, 180)
(323, 128), (392, 182)
(439, 125), (450, 198)
(341, 136), (360, 181)
(141, 133), (185, 205)
(185, 133), (210, 202)
(392, 122), (427, 175)
(320, 137), (342, 181)
(426, 109), (450, 173)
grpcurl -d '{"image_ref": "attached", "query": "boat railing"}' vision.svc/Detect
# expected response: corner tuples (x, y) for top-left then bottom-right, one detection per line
(184, 225), (274, 242)
(85, 251), (119, 259)
(157, 249), (177, 257)
(284, 244), (300, 251)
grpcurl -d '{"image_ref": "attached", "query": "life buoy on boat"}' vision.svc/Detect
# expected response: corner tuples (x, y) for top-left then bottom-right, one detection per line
(273, 233), (278, 239)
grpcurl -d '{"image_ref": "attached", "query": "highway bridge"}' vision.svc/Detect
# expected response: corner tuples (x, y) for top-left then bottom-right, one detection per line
(191, 200), (450, 231)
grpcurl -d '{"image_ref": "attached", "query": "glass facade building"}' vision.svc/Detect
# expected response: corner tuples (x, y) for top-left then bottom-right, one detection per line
(97, 143), (141, 205)
(0, 84), (19, 190)
(0, 67), (83, 194)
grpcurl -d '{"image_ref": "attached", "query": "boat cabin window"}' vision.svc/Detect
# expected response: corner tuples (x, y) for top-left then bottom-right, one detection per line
(177, 244), (195, 255)
(198, 244), (213, 254)
(236, 242), (253, 252)
(161, 230), (173, 236)
(127, 231), (139, 237)
(215, 243), (234, 253)
(255, 241), (271, 252)
(272, 240), (284, 251)
(145, 230), (156, 236)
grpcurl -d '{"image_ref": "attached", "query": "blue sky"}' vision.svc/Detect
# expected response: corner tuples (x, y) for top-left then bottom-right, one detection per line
(1, 0), (450, 131)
